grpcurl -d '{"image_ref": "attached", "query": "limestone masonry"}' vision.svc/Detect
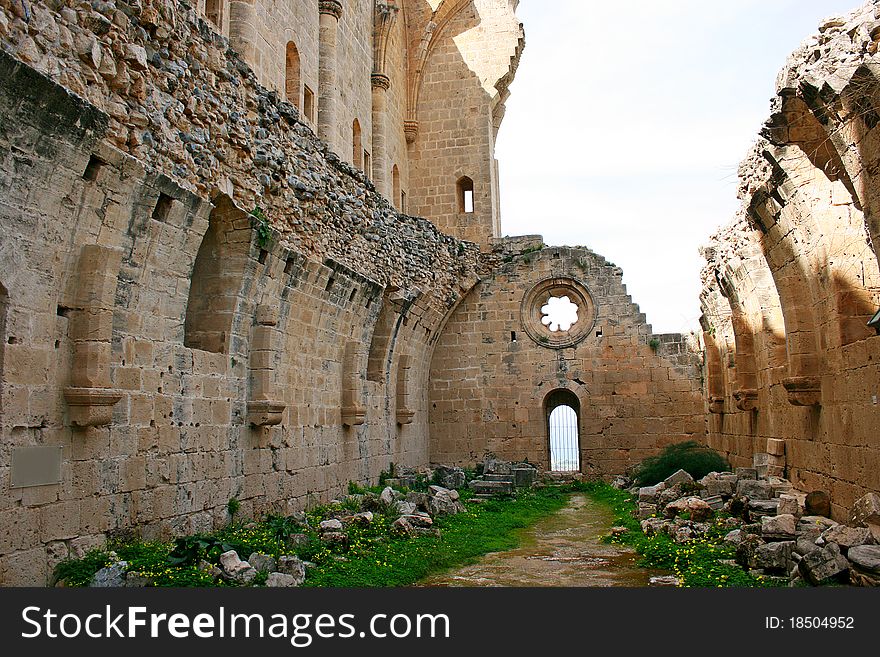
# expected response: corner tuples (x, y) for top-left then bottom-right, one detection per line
(0, 0), (877, 586)
(700, 1), (880, 522)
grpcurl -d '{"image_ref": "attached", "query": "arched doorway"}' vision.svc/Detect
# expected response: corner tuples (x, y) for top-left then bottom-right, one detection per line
(545, 389), (580, 472)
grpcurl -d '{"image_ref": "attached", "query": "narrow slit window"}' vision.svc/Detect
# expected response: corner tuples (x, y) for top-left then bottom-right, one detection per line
(364, 151), (371, 181)
(153, 193), (174, 222)
(303, 86), (315, 124)
(392, 165), (401, 209)
(83, 154), (106, 181)
(353, 120), (363, 169)
(457, 176), (474, 213)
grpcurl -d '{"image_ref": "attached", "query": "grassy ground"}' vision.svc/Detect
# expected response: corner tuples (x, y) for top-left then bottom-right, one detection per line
(54, 481), (772, 588)
(575, 481), (776, 587)
(54, 486), (573, 588)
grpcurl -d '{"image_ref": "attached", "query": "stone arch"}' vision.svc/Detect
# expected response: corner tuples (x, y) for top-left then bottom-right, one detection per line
(544, 388), (581, 472)
(840, 65), (880, 265)
(406, 0), (473, 129)
(184, 196), (250, 354)
(748, 189), (821, 406)
(366, 289), (416, 384)
(760, 144), (880, 349)
(285, 40), (301, 109)
(765, 83), (880, 335)
(715, 239), (788, 411)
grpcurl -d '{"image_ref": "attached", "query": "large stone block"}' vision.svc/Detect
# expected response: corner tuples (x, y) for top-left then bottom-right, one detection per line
(761, 513), (797, 539)
(799, 544), (850, 586)
(737, 479), (773, 500)
(850, 493), (880, 542)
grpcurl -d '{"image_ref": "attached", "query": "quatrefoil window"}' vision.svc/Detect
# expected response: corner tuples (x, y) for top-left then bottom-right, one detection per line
(541, 296), (579, 332)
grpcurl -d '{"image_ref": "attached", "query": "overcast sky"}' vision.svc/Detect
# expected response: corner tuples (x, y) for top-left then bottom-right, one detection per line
(495, 0), (862, 334)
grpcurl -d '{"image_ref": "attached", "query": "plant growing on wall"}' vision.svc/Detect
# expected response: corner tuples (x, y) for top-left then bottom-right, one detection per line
(227, 497), (241, 523)
(250, 206), (272, 248)
(649, 338), (660, 352)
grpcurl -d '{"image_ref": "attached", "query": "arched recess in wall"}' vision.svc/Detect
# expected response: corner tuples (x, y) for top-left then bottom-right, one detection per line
(768, 97), (880, 347)
(718, 273), (759, 412)
(353, 119), (363, 170)
(184, 196), (250, 354)
(367, 294), (401, 383)
(285, 41), (301, 109)
(392, 164), (401, 209)
(701, 324), (726, 414)
(749, 187), (822, 407)
(457, 176), (474, 214)
(405, 0), (476, 135)
(841, 66), (880, 266)
(545, 388), (581, 473)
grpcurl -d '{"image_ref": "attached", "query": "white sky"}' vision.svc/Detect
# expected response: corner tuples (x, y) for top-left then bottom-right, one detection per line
(495, 0), (862, 334)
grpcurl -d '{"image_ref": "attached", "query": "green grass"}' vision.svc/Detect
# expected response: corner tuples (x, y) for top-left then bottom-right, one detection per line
(304, 487), (571, 587)
(54, 481), (775, 589)
(53, 486), (572, 588)
(573, 480), (777, 588)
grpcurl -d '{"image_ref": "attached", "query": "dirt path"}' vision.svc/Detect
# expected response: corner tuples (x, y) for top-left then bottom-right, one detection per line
(419, 493), (665, 587)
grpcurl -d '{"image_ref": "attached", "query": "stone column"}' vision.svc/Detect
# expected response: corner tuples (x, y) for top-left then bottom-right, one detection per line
(342, 341), (366, 427)
(318, 0), (343, 152)
(247, 304), (286, 427)
(228, 1), (258, 65)
(371, 74), (390, 197)
(64, 245), (123, 427)
(372, 2), (399, 198)
(395, 353), (414, 425)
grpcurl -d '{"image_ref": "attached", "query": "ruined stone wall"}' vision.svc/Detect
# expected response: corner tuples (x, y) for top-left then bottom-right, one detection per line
(429, 239), (706, 475)
(0, 0), (483, 585)
(183, 0), (523, 239)
(700, 2), (880, 521)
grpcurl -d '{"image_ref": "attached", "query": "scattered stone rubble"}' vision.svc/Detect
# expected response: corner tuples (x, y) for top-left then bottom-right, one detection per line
(84, 463), (493, 586)
(468, 457), (538, 499)
(621, 468), (880, 587)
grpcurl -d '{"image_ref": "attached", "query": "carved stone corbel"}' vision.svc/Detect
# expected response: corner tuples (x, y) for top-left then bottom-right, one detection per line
(782, 376), (821, 407)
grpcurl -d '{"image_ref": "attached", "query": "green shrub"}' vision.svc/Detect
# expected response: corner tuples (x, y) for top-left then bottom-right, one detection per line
(633, 441), (729, 486)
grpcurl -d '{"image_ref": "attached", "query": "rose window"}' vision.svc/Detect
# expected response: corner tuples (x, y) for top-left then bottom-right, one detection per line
(541, 296), (579, 332)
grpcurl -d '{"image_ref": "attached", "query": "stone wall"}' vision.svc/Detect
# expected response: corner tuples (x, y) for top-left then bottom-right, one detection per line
(0, 0), (485, 585)
(699, 1), (880, 522)
(182, 0), (523, 243)
(429, 239), (706, 474)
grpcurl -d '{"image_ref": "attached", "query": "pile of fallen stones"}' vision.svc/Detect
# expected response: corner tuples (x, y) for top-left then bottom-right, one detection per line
(89, 549), (308, 588)
(621, 468), (880, 587)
